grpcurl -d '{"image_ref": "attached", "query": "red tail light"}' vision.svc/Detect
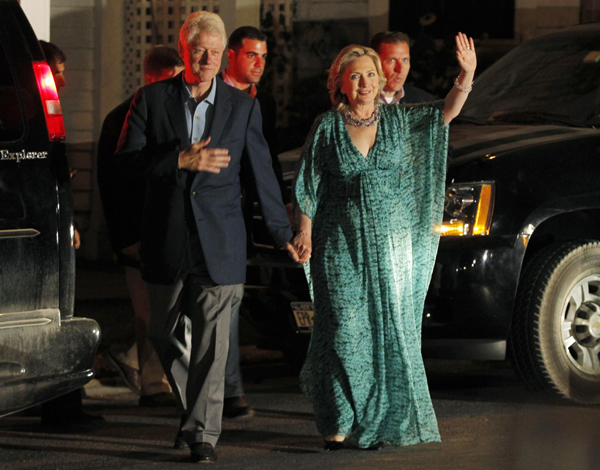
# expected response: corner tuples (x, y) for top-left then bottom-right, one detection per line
(32, 62), (66, 141)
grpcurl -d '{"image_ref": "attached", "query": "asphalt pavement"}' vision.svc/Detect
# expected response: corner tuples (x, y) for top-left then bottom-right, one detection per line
(1, 261), (599, 469)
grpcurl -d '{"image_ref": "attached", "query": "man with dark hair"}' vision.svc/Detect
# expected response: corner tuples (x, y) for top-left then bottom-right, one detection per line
(370, 31), (434, 104)
(222, 26), (287, 204)
(220, 25), (290, 421)
(97, 45), (184, 408)
(40, 40), (66, 89)
(142, 45), (185, 84)
(116, 12), (296, 463)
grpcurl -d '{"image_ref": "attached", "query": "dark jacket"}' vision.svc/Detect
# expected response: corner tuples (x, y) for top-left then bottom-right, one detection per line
(97, 94), (145, 267)
(115, 74), (292, 285)
(217, 74), (288, 204)
(254, 88), (288, 204)
(401, 85), (435, 104)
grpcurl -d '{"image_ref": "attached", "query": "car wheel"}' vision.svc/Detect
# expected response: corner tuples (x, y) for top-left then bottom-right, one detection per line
(510, 240), (600, 403)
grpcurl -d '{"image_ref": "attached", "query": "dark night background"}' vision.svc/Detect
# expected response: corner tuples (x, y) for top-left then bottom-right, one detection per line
(267, 0), (517, 152)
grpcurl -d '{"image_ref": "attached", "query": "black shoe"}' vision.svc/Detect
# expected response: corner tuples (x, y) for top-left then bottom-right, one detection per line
(139, 392), (177, 407)
(104, 351), (141, 395)
(190, 442), (217, 463)
(222, 396), (254, 420)
(323, 439), (345, 451)
(174, 430), (189, 449)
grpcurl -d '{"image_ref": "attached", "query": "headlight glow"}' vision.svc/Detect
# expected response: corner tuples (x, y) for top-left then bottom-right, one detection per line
(441, 182), (495, 237)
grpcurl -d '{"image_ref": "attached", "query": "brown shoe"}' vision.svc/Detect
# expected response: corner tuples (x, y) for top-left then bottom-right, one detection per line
(139, 392), (177, 407)
(104, 351), (141, 395)
(222, 395), (254, 420)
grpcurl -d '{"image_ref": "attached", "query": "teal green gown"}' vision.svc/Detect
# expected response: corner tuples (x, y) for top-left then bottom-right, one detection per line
(293, 102), (448, 448)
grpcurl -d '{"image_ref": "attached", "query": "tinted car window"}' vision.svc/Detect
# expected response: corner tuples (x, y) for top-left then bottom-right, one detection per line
(0, 40), (25, 142)
(461, 32), (600, 127)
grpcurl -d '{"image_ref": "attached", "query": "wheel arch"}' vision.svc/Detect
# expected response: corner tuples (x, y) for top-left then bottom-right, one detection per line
(519, 205), (600, 268)
(503, 204), (600, 346)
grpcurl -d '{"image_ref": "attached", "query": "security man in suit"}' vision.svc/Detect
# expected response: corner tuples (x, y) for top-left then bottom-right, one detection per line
(370, 31), (435, 104)
(116, 11), (297, 463)
(218, 25), (292, 421)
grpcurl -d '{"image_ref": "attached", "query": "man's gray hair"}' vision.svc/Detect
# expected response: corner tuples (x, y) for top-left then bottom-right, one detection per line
(180, 11), (227, 49)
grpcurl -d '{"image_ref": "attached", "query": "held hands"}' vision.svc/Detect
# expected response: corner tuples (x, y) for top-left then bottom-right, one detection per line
(285, 242), (300, 263)
(284, 231), (312, 264)
(178, 136), (231, 173)
(291, 230), (312, 264)
(455, 32), (477, 74)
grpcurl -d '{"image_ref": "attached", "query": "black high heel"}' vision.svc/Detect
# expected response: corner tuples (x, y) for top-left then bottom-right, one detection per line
(323, 439), (345, 451)
(365, 441), (384, 451)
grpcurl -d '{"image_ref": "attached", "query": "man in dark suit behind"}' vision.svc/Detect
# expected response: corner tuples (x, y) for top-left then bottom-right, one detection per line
(371, 31), (455, 161)
(116, 11), (297, 463)
(219, 25), (292, 421)
(97, 46), (184, 407)
(371, 31), (435, 104)
(221, 26), (288, 209)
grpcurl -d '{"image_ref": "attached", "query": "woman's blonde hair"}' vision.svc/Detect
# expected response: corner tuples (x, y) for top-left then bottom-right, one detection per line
(327, 45), (386, 110)
(180, 11), (227, 49)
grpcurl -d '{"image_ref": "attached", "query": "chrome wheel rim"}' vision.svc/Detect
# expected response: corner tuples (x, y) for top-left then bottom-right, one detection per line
(561, 274), (600, 376)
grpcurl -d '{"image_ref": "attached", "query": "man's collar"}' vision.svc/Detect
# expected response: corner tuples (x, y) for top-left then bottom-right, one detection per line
(222, 69), (257, 98)
(182, 74), (217, 104)
(379, 87), (405, 105)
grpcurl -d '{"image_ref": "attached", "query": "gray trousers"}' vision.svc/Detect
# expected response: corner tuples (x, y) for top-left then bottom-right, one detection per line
(147, 239), (243, 446)
(224, 302), (244, 398)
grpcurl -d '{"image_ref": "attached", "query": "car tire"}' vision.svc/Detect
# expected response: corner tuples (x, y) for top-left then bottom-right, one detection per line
(510, 240), (600, 404)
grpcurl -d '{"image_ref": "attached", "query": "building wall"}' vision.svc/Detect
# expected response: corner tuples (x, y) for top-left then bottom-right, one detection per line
(20, 0), (50, 41)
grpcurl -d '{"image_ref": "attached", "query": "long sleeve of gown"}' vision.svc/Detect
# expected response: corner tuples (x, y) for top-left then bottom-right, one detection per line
(395, 100), (448, 339)
(293, 115), (326, 221)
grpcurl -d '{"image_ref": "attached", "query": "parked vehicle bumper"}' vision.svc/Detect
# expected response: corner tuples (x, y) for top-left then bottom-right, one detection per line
(0, 312), (101, 416)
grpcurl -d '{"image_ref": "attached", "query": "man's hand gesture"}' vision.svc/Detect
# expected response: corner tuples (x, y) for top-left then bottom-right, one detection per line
(178, 136), (230, 173)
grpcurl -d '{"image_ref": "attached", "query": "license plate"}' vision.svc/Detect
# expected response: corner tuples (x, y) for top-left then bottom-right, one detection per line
(291, 301), (314, 333)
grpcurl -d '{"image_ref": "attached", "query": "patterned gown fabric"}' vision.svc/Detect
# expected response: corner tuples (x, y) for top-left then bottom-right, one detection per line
(293, 101), (448, 448)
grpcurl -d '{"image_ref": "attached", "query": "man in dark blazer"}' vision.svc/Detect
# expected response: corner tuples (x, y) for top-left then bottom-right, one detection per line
(116, 11), (296, 463)
(219, 25), (292, 421)
(221, 26), (288, 208)
(371, 31), (435, 105)
(97, 46), (184, 406)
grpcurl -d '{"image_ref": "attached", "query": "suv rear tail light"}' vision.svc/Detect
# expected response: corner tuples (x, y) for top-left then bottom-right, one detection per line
(32, 62), (65, 141)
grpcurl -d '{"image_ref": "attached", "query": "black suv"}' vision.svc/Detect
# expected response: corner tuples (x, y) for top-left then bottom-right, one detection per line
(0, 0), (99, 416)
(424, 23), (600, 404)
(248, 23), (600, 403)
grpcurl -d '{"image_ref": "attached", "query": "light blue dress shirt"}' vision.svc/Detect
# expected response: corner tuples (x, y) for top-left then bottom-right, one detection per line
(182, 75), (217, 144)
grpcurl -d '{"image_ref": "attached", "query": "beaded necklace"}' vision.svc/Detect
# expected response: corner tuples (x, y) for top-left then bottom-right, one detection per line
(341, 103), (381, 128)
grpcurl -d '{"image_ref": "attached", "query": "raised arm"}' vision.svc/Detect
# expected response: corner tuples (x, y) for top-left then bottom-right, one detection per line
(443, 32), (477, 126)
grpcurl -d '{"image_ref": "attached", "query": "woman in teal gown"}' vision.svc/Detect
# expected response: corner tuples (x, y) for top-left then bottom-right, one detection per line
(291, 33), (477, 449)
